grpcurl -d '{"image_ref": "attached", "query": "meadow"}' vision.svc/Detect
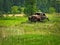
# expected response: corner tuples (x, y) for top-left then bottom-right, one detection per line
(0, 13), (60, 45)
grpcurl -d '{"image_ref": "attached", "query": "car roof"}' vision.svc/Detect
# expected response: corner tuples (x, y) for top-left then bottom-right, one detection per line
(35, 12), (42, 13)
(35, 12), (46, 16)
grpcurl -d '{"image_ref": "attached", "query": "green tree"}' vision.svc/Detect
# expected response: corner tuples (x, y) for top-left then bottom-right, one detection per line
(11, 6), (20, 14)
(24, 0), (37, 16)
(2, 0), (13, 13)
(0, 0), (60, 14)
(0, 0), (4, 11)
(37, 0), (49, 13)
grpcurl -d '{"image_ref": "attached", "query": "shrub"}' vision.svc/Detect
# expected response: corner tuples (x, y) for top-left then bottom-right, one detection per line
(11, 6), (20, 14)
(49, 7), (56, 14)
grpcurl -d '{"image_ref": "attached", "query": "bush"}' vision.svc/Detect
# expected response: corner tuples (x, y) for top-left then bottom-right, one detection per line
(11, 6), (20, 14)
(49, 7), (56, 13)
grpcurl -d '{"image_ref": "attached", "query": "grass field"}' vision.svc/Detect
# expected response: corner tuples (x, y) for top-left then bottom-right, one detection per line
(0, 13), (60, 45)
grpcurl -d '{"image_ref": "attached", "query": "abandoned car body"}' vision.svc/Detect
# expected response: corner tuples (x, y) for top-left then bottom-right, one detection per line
(28, 12), (49, 22)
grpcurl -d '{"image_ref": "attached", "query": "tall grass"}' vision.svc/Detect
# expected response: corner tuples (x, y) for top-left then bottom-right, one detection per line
(0, 13), (60, 45)
(0, 16), (27, 27)
(1, 34), (60, 45)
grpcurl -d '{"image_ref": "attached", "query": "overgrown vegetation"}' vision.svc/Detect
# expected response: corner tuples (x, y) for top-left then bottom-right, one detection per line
(0, 0), (60, 15)
(0, 0), (60, 45)
(0, 13), (60, 45)
(1, 35), (60, 45)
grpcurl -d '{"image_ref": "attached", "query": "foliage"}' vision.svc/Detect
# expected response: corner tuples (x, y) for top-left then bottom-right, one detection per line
(0, 13), (60, 45)
(20, 7), (25, 14)
(24, 0), (37, 16)
(1, 35), (60, 45)
(49, 7), (56, 13)
(0, 0), (60, 14)
(11, 6), (20, 14)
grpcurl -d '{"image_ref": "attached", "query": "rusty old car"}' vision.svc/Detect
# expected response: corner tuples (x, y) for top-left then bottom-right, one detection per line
(28, 12), (49, 22)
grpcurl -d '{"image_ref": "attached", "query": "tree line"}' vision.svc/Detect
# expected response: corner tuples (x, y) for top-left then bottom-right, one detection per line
(0, 0), (60, 15)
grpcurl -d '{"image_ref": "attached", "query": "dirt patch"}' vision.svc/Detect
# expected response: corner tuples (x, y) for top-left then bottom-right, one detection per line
(3, 14), (25, 17)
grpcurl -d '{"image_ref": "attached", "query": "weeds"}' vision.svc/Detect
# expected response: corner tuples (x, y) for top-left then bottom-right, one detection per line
(0, 13), (60, 45)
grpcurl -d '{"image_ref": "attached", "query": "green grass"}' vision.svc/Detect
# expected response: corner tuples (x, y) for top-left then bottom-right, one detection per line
(0, 16), (27, 27)
(1, 34), (60, 45)
(0, 13), (60, 45)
